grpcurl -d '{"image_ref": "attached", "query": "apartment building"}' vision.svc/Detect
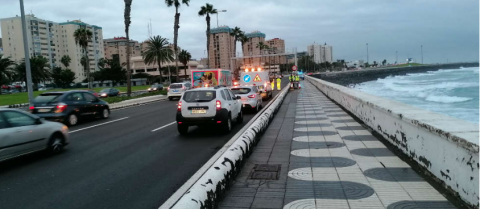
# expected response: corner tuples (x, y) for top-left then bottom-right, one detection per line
(130, 55), (199, 79)
(104, 37), (141, 65)
(265, 38), (287, 65)
(242, 31), (266, 66)
(208, 26), (235, 69)
(0, 14), (104, 82)
(307, 43), (333, 63)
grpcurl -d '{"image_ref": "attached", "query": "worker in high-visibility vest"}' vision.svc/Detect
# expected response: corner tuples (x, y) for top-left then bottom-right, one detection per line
(296, 75), (300, 82)
(271, 79), (275, 91)
(276, 77), (282, 90)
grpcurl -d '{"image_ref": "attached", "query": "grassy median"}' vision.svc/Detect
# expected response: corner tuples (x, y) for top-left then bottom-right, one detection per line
(0, 85), (154, 106)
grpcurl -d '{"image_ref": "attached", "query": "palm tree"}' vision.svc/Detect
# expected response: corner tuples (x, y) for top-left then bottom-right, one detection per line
(239, 33), (249, 65)
(60, 55), (71, 68)
(230, 27), (242, 75)
(73, 27), (93, 88)
(198, 3), (217, 68)
(14, 56), (51, 90)
(178, 50), (191, 80)
(0, 55), (15, 94)
(142, 35), (174, 83)
(256, 42), (269, 66)
(165, 0), (189, 80)
(124, 0), (133, 96)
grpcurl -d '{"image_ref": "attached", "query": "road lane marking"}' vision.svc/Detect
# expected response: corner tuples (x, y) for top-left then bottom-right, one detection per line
(151, 122), (176, 132)
(69, 117), (129, 133)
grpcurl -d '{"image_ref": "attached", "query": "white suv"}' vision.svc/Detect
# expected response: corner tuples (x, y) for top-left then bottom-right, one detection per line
(167, 82), (192, 100)
(176, 86), (243, 134)
(231, 86), (263, 113)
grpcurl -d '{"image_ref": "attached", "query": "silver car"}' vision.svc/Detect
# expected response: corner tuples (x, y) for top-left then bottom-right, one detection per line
(230, 86), (263, 113)
(0, 108), (69, 162)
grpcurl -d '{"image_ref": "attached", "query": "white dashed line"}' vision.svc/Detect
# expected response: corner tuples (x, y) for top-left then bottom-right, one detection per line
(151, 122), (176, 132)
(69, 117), (129, 133)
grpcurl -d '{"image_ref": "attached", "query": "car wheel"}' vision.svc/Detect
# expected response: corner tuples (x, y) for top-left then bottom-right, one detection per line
(48, 134), (64, 154)
(168, 97), (173, 101)
(255, 104), (260, 113)
(178, 124), (188, 135)
(223, 115), (232, 133)
(101, 108), (110, 119)
(66, 113), (78, 126)
(237, 110), (243, 124)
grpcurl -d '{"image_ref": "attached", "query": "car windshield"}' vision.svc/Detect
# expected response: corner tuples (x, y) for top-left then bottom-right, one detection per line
(183, 91), (216, 102)
(170, 84), (182, 89)
(151, 85), (158, 88)
(231, 88), (251, 94)
(100, 89), (111, 92)
(34, 94), (62, 104)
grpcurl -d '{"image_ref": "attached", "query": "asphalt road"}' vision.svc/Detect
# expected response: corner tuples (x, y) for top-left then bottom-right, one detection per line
(0, 80), (288, 209)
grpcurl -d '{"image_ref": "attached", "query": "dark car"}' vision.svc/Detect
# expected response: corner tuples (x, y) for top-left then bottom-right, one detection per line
(148, 84), (164, 92)
(99, 88), (120, 98)
(30, 90), (110, 126)
(86, 89), (99, 97)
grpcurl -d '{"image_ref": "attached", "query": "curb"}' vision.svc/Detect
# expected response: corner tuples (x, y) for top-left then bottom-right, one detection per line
(160, 84), (290, 209)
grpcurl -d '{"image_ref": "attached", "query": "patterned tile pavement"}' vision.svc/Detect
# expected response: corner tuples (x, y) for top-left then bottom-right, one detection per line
(218, 81), (457, 209)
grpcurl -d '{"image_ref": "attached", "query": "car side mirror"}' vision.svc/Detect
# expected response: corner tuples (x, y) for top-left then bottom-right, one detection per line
(236, 96), (241, 100)
(34, 118), (42, 125)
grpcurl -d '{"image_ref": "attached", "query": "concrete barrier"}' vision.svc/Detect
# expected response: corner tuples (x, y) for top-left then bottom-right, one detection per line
(306, 76), (479, 208)
(160, 85), (290, 209)
(109, 95), (167, 110)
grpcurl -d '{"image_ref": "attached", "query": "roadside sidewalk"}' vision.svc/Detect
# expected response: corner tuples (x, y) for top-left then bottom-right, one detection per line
(218, 81), (457, 209)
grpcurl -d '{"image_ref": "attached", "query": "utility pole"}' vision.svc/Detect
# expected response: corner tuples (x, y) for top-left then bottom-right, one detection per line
(421, 45), (423, 64)
(20, 0), (34, 106)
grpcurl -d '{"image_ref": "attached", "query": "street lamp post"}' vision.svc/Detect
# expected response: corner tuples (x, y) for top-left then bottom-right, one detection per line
(19, 0), (34, 106)
(421, 45), (423, 64)
(216, 10), (227, 27)
(366, 43), (369, 64)
(395, 51), (398, 64)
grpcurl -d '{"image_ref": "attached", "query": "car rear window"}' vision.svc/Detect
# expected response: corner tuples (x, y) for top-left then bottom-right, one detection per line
(34, 94), (62, 103)
(183, 91), (216, 102)
(170, 84), (182, 88)
(231, 88), (251, 94)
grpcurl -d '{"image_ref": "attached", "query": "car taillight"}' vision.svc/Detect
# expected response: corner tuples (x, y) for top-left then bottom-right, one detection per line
(182, 86), (185, 90)
(177, 101), (182, 111)
(55, 103), (68, 113)
(216, 100), (221, 111)
(248, 94), (256, 98)
(168, 87), (170, 91)
(29, 106), (34, 112)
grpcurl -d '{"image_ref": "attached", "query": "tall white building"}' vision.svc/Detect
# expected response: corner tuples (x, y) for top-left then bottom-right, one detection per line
(307, 43), (333, 63)
(0, 14), (104, 82)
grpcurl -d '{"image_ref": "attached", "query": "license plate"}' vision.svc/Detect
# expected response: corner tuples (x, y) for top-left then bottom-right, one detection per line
(38, 108), (51, 113)
(191, 110), (207, 114)
(173, 90), (178, 92)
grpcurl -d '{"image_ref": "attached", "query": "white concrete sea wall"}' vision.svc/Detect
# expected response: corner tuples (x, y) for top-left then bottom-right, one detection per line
(307, 76), (479, 208)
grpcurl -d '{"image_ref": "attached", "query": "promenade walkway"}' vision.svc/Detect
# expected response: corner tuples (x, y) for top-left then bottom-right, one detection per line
(218, 80), (457, 209)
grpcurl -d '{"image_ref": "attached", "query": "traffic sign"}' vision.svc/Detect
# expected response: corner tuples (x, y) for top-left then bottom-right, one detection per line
(292, 65), (297, 71)
(254, 74), (262, 82)
(243, 75), (251, 83)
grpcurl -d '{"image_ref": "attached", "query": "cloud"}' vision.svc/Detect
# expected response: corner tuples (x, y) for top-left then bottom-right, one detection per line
(1, 0), (478, 63)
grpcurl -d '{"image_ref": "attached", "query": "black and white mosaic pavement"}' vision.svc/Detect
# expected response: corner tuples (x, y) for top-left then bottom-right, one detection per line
(218, 81), (457, 209)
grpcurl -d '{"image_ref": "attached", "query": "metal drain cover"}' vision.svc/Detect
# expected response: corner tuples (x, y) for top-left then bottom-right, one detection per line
(249, 164), (281, 180)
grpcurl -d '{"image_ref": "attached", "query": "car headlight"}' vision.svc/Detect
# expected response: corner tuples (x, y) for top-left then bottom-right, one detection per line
(153, 88), (157, 90)
(101, 93), (107, 96)
(148, 88), (151, 90)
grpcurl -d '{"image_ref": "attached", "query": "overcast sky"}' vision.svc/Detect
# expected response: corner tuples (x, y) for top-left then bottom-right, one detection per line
(1, 0), (478, 64)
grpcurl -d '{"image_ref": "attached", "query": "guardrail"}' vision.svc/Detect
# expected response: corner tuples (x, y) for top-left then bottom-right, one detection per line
(306, 76), (479, 208)
(160, 83), (290, 209)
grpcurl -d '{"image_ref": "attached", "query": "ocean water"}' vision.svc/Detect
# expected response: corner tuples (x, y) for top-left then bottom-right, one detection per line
(354, 67), (479, 123)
